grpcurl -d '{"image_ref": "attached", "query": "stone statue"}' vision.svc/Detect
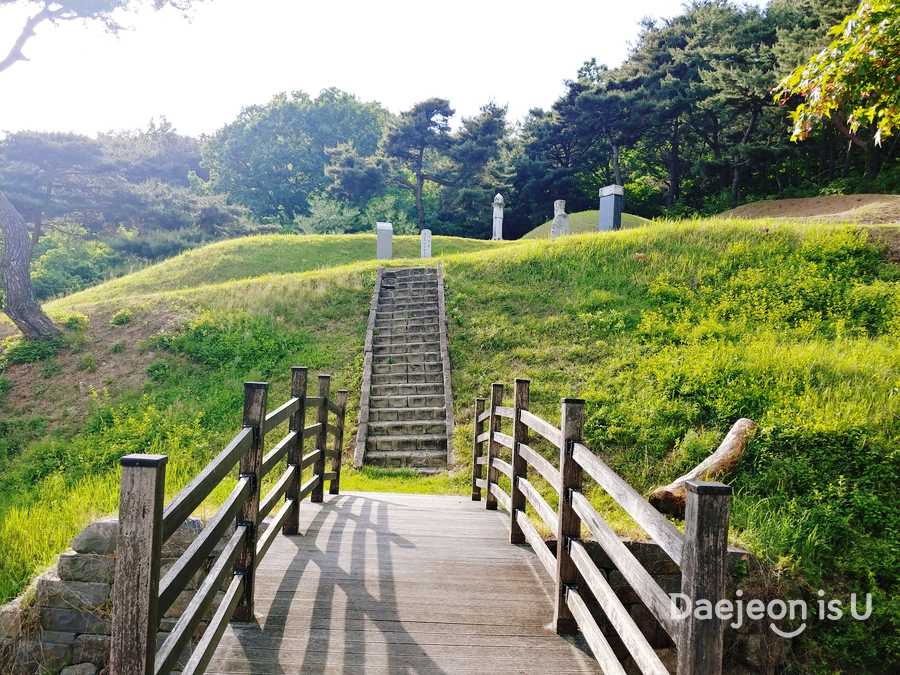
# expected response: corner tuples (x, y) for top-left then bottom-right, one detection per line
(550, 200), (569, 239)
(492, 193), (504, 241)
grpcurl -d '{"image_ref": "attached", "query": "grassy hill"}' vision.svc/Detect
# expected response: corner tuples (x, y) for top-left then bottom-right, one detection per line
(522, 209), (651, 239)
(1, 221), (899, 671)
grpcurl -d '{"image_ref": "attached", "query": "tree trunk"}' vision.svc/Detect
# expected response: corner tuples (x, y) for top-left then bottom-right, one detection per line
(866, 140), (880, 182)
(842, 142), (854, 178)
(604, 129), (623, 186)
(414, 173), (426, 232)
(667, 118), (680, 211)
(649, 418), (757, 517)
(0, 191), (60, 341)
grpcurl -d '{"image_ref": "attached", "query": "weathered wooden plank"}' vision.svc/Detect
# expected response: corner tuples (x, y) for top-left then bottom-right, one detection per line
(257, 465), (295, 524)
(493, 431), (514, 449)
(303, 422), (322, 439)
(327, 399), (343, 416)
(486, 383), (504, 511)
(515, 510), (556, 578)
(256, 499), (294, 565)
(263, 397), (299, 436)
(520, 409), (562, 448)
(677, 481), (731, 675)
(322, 471), (338, 481)
(570, 490), (679, 639)
(477, 408), (492, 424)
(181, 575), (244, 675)
(489, 483), (511, 512)
(554, 398), (584, 634)
(494, 405), (514, 419)
(282, 366), (307, 535)
(475, 456), (488, 465)
(326, 423), (340, 437)
(474, 478), (488, 489)
(475, 431), (490, 445)
(472, 397), (486, 501)
(517, 477), (557, 532)
(299, 475), (320, 502)
(312, 375), (330, 503)
(328, 389), (348, 495)
(565, 588), (628, 675)
(300, 448), (322, 471)
(111, 455), (166, 675)
(161, 426), (252, 542)
(519, 443), (562, 493)
(155, 524), (246, 675)
(491, 457), (512, 478)
(509, 379), (530, 544)
(304, 396), (324, 406)
(572, 442), (684, 566)
(570, 540), (669, 675)
(158, 477), (250, 618)
(259, 430), (297, 480)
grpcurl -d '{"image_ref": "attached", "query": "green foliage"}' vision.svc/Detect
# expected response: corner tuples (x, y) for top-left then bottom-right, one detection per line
(156, 313), (319, 376)
(109, 309), (133, 326)
(62, 314), (89, 331)
(777, 1), (900, 145)
(1, 337), (61, 365)
(29, 228), (121, 300)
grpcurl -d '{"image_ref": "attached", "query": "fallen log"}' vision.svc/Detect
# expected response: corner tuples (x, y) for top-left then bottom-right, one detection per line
(649, 418), (757, 517)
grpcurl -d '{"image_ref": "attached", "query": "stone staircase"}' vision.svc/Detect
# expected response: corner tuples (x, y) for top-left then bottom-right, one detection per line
(353, 266), (454, 472)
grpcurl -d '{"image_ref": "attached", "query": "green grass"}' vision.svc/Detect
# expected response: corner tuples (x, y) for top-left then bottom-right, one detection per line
(65, 233), (509, 303)
(521, 209), (651, 239)
(1, 221), (899, 671)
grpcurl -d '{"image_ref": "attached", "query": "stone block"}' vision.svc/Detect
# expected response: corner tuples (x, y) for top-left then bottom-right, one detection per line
(72, 518), (118, 555)
(623, 540), (680, 575)
(37, 630), (77, 645)
(0, 598), (22, 638)
(376, 222), (392, 260)
(61, 664), (99, 675)
(652, 574), (681, 596)
(73, 633), (110, 667)
(623, 647), (676, 675)
(57, 552), (114, 584)
(162, 517), (203, 558)
(160, 557), (207, 591)
(36, 574), (110, 610)
(17, 638), (73, 671)
(738, 632), (790, 670)
(609, 570), (640, 605)
(40, 607), (111, 635)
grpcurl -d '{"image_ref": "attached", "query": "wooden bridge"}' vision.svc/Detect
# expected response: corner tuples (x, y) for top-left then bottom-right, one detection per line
(205, 492), (602, 674)
(109, 370), (734, 675)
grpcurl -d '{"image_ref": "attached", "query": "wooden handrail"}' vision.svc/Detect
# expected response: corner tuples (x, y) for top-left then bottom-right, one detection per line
(471, 379), (733, 675)
(112, 366), (349, 675)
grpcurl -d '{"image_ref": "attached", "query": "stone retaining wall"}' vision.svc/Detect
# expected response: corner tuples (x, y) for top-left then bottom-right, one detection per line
(0, 516), (224, 675)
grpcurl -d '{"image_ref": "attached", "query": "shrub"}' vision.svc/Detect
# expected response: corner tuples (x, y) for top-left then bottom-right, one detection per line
(109, 309), (133, 327)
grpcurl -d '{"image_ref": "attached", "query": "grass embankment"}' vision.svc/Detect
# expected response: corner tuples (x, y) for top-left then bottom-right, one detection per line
(1, 223), (898, 671)
(522, 209), (650, 239)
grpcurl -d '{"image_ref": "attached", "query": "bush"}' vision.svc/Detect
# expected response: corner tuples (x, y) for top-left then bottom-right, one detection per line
(109, 309), (133, 327)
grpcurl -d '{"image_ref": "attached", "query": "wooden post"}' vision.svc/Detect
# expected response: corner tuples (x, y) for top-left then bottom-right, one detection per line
(553, 398), (585, 634)
(329, 390), (348, 494)
(110, 454), (167, 675)
(283, 367), (307, 535)
(509, 378), (530, 544)
(312, 374), (331, 503)
(485, 383), (503, 511)
(677, 481), (732, 675)
(233, 382), (268, 623)
(472, 397), (485, 501)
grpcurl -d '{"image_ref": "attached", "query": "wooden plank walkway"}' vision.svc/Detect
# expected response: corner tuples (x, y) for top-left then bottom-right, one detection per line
(207, 492), (603, 675)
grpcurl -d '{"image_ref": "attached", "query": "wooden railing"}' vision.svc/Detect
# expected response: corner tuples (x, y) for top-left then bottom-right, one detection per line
(110, 367), (348, 675)
(472, 379), (732, 675)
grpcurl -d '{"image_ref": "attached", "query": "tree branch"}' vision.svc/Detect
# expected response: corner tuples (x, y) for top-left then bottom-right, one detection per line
(421, 173), (454, 187)
(829, 113), (869, 150)
(0, 4), (73, 74)
(389, 177), (415, 190)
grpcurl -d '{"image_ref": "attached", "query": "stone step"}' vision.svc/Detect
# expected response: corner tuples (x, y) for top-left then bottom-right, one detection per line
(371, 371), (444, 386)
(378, 308), (436, 320)
(375, 316), (439, 329)
(365, 434), (447, 453)
(365, 449), (447, 469)
(368, 421), (447, 437)
(380, 286), (439, 297)
(371, 382), (445, 398)
(369, 407), (447, 422)
(383, 269), (437, 279)
(372, 326), (441, 340)
(372, 351), (441, 365)
(372, 342), (440, 357)
(369, 394), (446, 409)
(378, 300), (439, 312)
(372, 361), (443, 376)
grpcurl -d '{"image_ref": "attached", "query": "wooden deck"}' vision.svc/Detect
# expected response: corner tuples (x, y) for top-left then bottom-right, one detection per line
(207, 492), (603, 675)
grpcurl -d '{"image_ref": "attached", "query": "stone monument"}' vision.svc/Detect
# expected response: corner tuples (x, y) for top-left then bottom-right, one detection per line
(376, 222), (393, 260)
(492, 193), (504, 240)
(421, 228), (432, 258)
(598, 184), (624, 231)
(550, 200), (569, 239)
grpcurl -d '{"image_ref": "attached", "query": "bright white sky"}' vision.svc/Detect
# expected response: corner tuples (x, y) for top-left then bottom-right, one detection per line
(0, 0), (768, 138)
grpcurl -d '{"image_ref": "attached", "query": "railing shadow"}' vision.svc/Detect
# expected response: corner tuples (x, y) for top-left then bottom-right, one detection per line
(224, 494), (450, 675)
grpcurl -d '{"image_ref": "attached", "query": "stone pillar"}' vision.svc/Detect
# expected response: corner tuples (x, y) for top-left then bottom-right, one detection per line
(598, 185), (624, 231)
(550, 200), (569, 239)
(492, 193), (504, 240)
(376, 222), (392, 260)
(421, 229), (432, 258)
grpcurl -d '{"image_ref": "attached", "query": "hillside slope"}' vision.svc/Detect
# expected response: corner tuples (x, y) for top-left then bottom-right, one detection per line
(522, 210), (650, 239)
(1, 220), (898, 671)
(721, 193), (900, 223)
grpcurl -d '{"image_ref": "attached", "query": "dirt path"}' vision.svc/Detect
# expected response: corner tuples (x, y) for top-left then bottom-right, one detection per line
(720, 194), (900, 224)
